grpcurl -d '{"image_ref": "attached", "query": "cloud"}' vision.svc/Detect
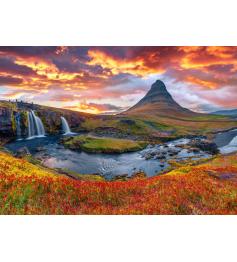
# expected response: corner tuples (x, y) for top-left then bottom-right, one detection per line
(1, 46), (237, 113)
(0, 75), (23, 85)
(64, 101), (126, 114)
(0, 57), (36, 76)
(87, 49), (165, 77)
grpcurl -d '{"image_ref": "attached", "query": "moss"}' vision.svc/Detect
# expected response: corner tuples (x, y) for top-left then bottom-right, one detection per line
(62, 135), (148, 153)
(11, 112), (16, 133)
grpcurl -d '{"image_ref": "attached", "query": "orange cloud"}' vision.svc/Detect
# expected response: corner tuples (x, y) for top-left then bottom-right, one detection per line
(87, 49), (164, 77)
(65, 102), (101, 114)
(180, 46), (237, 70)
(185, 76), (218, 89)
(15, 57), (84, 81)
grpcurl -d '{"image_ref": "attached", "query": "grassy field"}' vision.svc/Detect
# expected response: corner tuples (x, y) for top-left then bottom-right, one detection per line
(80, 114), (237, 139)
(0, 151), (237, 214)
(62, 135), (148, 153)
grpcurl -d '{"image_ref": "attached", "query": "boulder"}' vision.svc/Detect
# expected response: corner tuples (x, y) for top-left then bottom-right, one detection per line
(35, 146), (46, 152)
(130, 171), (147, 179)
(190, 139), (219, 154)
(15, 147), (31, 158)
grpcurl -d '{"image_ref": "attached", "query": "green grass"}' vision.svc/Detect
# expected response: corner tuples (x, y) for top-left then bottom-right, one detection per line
(62, 135), (148, 153)
(0, 100), (17, 110)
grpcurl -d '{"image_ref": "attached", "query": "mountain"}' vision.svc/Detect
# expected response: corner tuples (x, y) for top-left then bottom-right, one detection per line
(123, 80), (198, 117)
(212, 109), (237, 118)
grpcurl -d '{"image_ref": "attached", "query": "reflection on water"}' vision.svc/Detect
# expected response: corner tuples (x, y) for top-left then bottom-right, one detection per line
(5, 136), (211, 179)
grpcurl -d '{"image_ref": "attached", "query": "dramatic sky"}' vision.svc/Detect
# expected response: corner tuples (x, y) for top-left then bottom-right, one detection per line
(0, 46), (237, 114)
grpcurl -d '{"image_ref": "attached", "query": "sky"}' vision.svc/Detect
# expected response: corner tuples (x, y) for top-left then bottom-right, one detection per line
(0, 46), (237, 114)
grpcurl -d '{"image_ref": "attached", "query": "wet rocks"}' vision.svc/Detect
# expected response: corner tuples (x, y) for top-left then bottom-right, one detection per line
(112, 174), (129, 181)
(130, 171), (147, 179)
(15, 146), (31, 158)
(35, 146), (46, 152)
(0, 107), (14, 137)
(190, 139), (219, 155)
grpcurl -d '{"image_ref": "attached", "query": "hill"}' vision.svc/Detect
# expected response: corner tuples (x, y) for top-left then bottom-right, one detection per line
(212, 109), (237, 118)
(0, 150), (237, 214)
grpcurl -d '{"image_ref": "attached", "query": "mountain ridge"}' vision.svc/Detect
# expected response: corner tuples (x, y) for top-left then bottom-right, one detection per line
(212, 109), (237, 117)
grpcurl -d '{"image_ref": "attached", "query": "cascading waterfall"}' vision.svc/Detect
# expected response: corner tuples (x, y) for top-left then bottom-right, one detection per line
(219, 131), (237, 154)
(15, 112), (22, 140)
(61, 116), (73, 135)
(27, 110), (45, 139)
(228, 135), (237, 146)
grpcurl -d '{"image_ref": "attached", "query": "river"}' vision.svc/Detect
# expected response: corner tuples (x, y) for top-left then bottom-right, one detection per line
(5, 134), (213, 179)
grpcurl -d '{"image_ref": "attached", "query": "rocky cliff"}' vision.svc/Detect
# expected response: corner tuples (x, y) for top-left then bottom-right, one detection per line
(0, 100), (95, 140)
(0, 106), (15, 137)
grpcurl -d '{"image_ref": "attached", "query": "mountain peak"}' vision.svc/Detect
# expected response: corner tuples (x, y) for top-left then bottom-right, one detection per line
(142, 80), (173, 104)
(150, 80), (167, 92)
(123, 80), (196, 117)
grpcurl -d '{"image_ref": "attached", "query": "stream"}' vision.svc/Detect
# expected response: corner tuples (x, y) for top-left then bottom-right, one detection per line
(5, 134), (212, 179)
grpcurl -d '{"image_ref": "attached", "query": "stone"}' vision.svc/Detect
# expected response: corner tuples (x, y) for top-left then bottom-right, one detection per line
(15, 147), (31, 158)
(130, 171), (147, 179)
(190, 139), (219, 154)
(35, 146), (46, 152)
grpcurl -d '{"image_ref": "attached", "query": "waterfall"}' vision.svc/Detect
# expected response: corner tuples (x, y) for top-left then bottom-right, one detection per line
(228, 135), (237, 146)
(15, 112), (22, 140)
(61, 116), (73, 135)
(219, 134), (237, 154)
(27, 110), (45, 139)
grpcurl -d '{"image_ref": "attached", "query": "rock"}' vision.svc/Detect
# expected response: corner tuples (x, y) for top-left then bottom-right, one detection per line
(156, 154), (166, 160)
(35, 146), (46, 152)
(0, 107), (14, 137)
(190, 147), (200, 153)
(130, 171), (147, 179)
(146, 144), (153, 149)
(145, 154), (153, 160)
(112, 174), (129, 181)
(15, 147), (31, 158)
(190, 139), (219, 154)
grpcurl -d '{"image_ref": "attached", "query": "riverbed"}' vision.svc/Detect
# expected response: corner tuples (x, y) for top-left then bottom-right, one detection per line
(5, 135), (212, 179)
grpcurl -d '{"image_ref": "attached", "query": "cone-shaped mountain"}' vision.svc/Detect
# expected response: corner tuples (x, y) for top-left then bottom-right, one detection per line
(123, 80), (197, 117)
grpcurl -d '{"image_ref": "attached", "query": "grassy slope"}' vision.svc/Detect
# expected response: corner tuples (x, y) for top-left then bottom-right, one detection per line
(62, 135), (147, 153)
(1, 100), (237, 139)
(0, 151), (237, 214)
(80, 113), (237, 139)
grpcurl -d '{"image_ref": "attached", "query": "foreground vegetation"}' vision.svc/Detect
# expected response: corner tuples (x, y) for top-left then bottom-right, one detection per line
(62, 135), (148, 153)
(0, 151), (237, 214)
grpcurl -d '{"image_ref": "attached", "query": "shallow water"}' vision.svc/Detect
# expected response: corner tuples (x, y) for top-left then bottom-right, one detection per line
(5, 136), (210, 179)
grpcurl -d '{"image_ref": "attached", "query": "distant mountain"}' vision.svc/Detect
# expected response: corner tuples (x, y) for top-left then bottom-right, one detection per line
(212, 109), (237, 117)
(122, 80), (199, 117)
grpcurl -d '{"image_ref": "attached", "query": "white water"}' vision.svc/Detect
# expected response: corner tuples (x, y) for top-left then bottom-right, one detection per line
(219, 134), (237, 154)
(27, 110), (45, 139)
(61, 116), (74, 135)
(15, 113), (22, 140)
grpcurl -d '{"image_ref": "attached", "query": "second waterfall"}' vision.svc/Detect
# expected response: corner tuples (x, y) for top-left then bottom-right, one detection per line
(27, 110), (45, 139)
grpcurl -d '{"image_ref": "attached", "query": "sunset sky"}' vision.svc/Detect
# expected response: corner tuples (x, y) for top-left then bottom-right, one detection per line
(0, 46), (237, 114)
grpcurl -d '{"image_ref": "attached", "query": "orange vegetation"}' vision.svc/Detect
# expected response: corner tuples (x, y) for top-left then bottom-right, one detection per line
(0, 151), (236, 214)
